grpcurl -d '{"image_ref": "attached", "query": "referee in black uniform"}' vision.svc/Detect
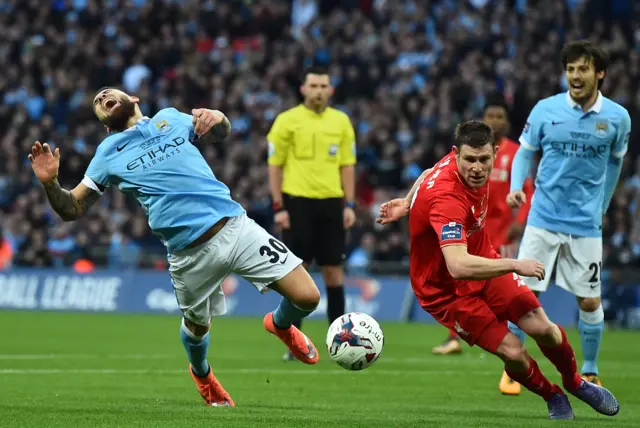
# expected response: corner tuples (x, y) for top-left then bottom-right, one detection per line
(267, 66), (357, 361)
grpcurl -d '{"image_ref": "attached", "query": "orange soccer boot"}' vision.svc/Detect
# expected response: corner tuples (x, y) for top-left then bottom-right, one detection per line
(264, 312), (319, 364)
(190, 365), (235, 407)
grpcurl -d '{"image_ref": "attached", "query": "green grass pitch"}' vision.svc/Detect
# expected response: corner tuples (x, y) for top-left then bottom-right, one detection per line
(0, 311), (638, 427)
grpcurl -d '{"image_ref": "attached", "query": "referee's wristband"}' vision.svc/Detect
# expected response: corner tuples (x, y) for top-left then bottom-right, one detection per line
(345, 201), (356, 209)
(272, 201), (285, 213)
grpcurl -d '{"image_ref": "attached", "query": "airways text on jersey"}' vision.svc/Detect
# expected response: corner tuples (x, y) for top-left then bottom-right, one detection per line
(125, 135), (188, 171)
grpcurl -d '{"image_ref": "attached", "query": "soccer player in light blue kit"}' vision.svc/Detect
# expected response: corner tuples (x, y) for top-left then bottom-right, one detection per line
(28, 88), (323, 407)
(507, 41), (631, 389)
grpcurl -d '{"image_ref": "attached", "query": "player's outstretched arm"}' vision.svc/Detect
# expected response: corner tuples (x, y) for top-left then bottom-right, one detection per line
(28, 141), (101, 222)
(376, 167), (433, 224)
(405, 167), (433, 204)
(441, 244), (545, 281)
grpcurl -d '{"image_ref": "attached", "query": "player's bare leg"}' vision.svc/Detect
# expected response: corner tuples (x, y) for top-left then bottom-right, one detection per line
(266, 265), (321, 364)
(432, 328), (463, 355)
(498, 292), (541, 396)
(182, 318), (234, 407)
(283, 264), (344, 361)
(518, 307), (619, 416)
(282, 262), (310, 361)
(500, 322), (522, 395)
(576, 296), (604, 386)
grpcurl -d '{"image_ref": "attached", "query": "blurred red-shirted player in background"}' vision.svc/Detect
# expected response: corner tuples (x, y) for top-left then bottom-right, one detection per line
(375, 121), (618, 420)
(433, 96), (534, 369)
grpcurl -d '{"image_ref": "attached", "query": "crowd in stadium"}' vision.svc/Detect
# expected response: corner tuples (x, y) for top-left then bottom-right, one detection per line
(1, 0), (639, 271)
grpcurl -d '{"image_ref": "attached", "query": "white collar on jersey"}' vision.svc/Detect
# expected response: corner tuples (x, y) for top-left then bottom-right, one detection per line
(124, 116), (151, 132)
(565, 90), (603, 113)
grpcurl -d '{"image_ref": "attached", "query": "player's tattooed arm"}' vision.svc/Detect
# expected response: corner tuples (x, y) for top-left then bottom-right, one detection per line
(42, 180), (101, 222)
(210, 115), (232, 140)
(29, 141), (101, 221)
(192, 109), (231, 142)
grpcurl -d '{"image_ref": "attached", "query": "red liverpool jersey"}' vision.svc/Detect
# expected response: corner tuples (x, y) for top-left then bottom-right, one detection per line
(486, 138), (534, 249)
(409, 152), (496, 303)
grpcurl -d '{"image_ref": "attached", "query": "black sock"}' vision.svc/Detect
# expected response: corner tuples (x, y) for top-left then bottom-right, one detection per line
(326, 285), (345, 324)
(292, 318), (302, 330)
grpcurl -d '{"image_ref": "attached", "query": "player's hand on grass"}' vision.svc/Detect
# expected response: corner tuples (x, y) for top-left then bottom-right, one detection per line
(343, 207), (356, 229)
(274, 210), (290, 230)
(28, 141), (60, 184)
(514, 259), (545, 280)
(506, 190), (527, 208)
(376, 198), (410, 225)
(192, 108), (229, 139)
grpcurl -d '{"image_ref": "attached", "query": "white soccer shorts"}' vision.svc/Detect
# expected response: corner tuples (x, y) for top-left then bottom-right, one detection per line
(167, 213), (302, 325)
(517, 225), (602, 298)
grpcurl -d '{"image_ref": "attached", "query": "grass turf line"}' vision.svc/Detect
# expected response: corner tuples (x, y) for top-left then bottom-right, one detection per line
(0, 311), (638, 428)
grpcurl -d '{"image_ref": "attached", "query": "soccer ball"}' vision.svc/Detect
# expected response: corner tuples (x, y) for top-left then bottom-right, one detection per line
(326, 312), (384, 371)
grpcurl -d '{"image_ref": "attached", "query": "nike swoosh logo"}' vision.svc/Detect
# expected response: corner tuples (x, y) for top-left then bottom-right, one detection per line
(302, 335), (317, 359)
(279, 253), (289, 265)
(590, 284), (599, 289)
(116, 142), (130, 152)
(552, 121), (563, 125)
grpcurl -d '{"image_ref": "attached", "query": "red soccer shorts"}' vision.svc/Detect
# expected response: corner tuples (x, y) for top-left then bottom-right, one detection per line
(421, 273), (541, 353)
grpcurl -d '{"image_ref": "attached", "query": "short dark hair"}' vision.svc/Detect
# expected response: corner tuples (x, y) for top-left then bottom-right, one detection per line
(454, 120), (495, 149)
(561, 40), (609, 88)
(95, 86), (113, 96)
(483, 94), (510, 117)
(302, 65), (330, 83)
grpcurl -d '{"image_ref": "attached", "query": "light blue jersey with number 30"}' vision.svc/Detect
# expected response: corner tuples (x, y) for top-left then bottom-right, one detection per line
(82, 108), (244, 251)
(517, 92), (631, 237)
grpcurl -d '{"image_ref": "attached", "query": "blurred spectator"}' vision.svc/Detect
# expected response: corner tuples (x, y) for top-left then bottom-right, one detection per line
(1, 0), (639, 272)
(0, 228), (13, 270)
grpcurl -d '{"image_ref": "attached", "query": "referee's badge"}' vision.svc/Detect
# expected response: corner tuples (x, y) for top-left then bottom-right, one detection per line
(268, 141), (275, 157)
(329, 144), (339, 156)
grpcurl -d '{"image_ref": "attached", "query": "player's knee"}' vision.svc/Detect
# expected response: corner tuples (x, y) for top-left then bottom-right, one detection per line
(294, 286), (320, 311)
(497, 338), (527, 365)
(183, 318), (210, 337)
(275, 265), (320, 311)
(577, 297), (601, 312)
(529, 321), (559, 346)
(291, 280), (320, 311)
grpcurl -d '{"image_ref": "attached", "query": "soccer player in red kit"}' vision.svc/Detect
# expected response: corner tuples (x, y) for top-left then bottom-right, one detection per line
(376, 121), (618, 420)
(432, 97), (534, 396)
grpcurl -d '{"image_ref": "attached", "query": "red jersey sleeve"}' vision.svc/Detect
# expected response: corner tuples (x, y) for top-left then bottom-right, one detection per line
(429, 195), (469, 248)
(515, 178), (534, 224)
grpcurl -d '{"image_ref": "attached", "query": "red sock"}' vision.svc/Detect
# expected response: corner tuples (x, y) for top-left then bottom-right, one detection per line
(506, 357), (561, 401)
(537, 325), (582, 391)
(447, 329), (458, 340)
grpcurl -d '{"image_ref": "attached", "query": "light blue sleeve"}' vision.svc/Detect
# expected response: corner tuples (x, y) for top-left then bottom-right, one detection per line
(602, 110), (631, 213)
(510, 145), (536, 192)
(83, 144), (110, 193)
(518, 101), (545, 151)
(165, 108), (196, 139)
(611, 110), (631, 160)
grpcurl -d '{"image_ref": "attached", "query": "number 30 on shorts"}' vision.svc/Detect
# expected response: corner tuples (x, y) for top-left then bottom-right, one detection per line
(259, 238), (289, 264)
